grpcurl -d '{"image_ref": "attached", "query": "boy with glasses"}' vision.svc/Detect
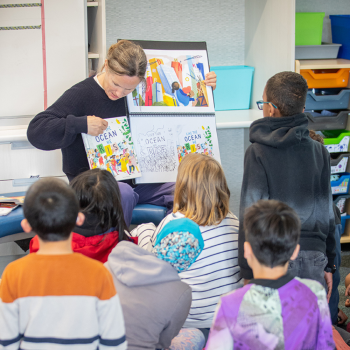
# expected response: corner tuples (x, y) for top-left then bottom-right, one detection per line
(238, 72), (336, 301)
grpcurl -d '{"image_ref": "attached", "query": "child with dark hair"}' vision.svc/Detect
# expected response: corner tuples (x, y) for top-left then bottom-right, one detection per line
(30, 169), (134, 263)
(238, 71), (336, 301)
(0, 178), (126, 350)
(207, 200), (334, 349)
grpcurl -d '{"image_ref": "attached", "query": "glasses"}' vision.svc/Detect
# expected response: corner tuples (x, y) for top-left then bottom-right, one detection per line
(256, 100), (278, 110)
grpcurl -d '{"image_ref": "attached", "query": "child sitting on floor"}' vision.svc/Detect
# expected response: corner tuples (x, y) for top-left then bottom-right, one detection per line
(206, 199), (334, 350)
(0, 177), (126, 350)
(106, 218), (206, 350)
(129, 153), (241, 342)
(30, 169), (134, 262)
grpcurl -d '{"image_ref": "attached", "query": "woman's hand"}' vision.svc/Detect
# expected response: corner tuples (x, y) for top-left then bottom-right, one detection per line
(204, 71), (217, 90)
(87, 115), (108, 136)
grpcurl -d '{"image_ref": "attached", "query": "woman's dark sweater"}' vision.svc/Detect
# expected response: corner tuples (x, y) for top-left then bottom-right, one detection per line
(27, 77), (127, 179)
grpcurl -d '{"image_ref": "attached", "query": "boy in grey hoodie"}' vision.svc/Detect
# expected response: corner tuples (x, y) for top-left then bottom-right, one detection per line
(105, 218), (204, 350)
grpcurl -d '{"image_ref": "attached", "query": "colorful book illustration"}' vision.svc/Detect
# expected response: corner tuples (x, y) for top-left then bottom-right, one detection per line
(82, 117), (141, 181)
(127, 47), (215, 114)
(125, 40), (220, 184)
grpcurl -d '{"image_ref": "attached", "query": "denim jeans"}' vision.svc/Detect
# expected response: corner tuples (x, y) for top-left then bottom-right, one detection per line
(288, 250), (328, 290)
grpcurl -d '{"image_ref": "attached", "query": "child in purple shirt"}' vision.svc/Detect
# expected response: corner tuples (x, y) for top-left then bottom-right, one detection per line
(206, 200), (334, 350)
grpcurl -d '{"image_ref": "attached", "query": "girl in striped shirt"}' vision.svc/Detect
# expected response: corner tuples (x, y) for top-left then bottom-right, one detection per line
(130, 153), (242, 341)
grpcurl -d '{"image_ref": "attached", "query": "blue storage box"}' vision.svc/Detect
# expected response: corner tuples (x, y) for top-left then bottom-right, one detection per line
(331, 172), (350, 195)
(341, 215), (350, 234)
(211, 66), (254, 110)
(330, 15), (350, 59)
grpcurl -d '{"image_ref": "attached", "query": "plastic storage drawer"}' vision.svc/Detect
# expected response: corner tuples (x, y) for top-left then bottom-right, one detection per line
(305, 89), (350, 110)
(324, 132), (350, 153)
(305, 110), (349, 131)
(295, 43), (341, 60)
(331, 153), (350, 174)
(295, 12), (325, 46)
(300, 69), (350, 89)
(211, 66), (254, 110)
(330, 15), (350, 60)
(331, 172), (350, 194)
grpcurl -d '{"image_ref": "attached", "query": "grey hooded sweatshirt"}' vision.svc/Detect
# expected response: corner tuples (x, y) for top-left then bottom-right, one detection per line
(105, 241), (192, 350)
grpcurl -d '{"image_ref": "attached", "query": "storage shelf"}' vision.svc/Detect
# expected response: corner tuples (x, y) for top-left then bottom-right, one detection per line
(88, 52), (99, 59)
(296, 59), (350, 73)
(341, 235), (350, 244)
(87, 2), (98, 7)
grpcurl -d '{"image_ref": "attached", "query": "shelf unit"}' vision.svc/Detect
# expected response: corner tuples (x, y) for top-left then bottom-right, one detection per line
(86, 0), (106, 77)
(297, 58), (350, 243)
(295, 59), (350, 77)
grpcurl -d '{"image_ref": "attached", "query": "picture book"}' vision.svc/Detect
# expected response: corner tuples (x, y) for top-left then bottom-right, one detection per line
(130, 116), (220, 183)
(0, 196), (24, 216)
(82, 117), (141, 181)
(125, 40), (220, 184)
(126, 47), (215, 114)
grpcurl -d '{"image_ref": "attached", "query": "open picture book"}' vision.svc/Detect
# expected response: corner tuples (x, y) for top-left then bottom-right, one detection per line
(126, 40), (221, 183)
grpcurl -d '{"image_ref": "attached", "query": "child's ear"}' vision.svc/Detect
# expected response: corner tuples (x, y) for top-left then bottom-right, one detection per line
(290, 244), (300, 261)
(269, 104), (276, 117)
(244, 241), (253, 261)
(76, 212), (85, 227)
(21, 219), (32, 233)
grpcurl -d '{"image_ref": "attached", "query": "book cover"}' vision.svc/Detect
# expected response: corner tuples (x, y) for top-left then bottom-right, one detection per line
(82, 117), (141, 181)
(127, 49), (215, 114)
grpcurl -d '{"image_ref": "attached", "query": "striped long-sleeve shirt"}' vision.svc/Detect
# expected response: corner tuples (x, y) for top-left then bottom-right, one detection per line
(130, 211), (242, 328)
(0, 253), (127, 350)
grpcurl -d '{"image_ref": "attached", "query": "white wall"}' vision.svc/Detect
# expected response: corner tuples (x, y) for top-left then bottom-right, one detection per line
(105, 0), (245, 67)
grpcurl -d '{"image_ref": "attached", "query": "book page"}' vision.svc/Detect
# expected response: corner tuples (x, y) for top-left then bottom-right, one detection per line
(82, 117), (141, 181)
(130, 115), (220, 183)
(127, 49), (215, 114)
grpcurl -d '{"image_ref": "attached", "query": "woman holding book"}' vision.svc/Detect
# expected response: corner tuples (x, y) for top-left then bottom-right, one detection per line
(27, 40), (217, 226)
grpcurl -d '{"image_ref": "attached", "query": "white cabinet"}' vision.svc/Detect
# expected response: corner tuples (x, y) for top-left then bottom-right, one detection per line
(0, 0), (87, 193)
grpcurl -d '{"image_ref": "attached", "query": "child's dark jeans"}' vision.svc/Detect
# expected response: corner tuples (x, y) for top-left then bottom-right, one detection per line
(288, 250), (328, 290)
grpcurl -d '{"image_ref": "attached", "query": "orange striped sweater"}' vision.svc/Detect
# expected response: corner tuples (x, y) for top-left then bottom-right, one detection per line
(0, 253), (127, 350)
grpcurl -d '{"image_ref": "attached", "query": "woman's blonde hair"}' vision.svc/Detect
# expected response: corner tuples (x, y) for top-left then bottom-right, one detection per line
(103, 40), (147, 82)
(173, 153), (230, 226)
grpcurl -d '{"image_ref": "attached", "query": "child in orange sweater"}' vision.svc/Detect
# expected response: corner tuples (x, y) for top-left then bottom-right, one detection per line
(0, 177), (126, 349)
